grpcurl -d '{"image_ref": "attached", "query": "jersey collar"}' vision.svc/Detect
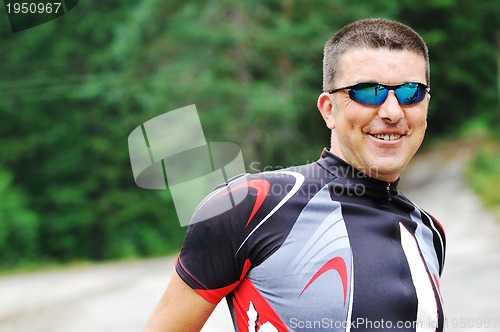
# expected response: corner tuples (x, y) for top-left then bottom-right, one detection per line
(317, 148), (400, 195)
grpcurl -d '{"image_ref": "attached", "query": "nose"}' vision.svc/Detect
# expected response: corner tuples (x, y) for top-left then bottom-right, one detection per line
(377, 91), (404, 123)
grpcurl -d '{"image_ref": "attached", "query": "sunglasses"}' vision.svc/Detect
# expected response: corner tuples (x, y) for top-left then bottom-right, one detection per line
(328, 82), (429, 106)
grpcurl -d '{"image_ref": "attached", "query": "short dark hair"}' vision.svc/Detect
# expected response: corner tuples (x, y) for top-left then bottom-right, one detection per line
(323, 18), (430, 91)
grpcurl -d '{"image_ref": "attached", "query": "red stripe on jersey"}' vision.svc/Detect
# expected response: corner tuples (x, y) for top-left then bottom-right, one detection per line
(218, 179), (270, 228)
(195, 282), (239, 304)
(431, 216), (446, 238)
(299, 256), (348, 305)
(232, 277), (287, 331)
(194, 259), (252, 304)
(433, 274), (441, 294)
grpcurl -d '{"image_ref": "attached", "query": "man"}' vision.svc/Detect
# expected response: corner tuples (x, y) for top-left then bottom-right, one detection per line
(145, 18), (446, 331)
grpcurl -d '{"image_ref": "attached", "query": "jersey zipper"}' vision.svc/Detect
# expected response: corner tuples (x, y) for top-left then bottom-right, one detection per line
(386, 182), (392, 201)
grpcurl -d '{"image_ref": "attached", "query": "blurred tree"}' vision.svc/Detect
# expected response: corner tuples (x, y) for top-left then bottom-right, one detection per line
(110, 0), (403, 166)
(396, 0), (499, 135)
(0, 1), (184, 263)
(0, 167), (38, 266)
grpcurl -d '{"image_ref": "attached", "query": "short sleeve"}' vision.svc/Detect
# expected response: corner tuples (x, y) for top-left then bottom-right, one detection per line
(175, 175), (256, 303)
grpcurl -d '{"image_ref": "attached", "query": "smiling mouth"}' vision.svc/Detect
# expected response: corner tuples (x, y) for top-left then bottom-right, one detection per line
(369, 133), (404, 141)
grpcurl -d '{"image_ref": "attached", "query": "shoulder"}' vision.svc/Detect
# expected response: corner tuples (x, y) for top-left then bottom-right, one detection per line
(190, 161), (329, 226)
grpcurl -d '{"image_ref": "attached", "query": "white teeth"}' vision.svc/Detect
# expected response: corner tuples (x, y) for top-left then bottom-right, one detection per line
(373, 134), (402, 141)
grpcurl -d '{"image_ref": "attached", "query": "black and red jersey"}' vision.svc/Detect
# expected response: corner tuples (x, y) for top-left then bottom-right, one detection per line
(176, 149), (446, 331)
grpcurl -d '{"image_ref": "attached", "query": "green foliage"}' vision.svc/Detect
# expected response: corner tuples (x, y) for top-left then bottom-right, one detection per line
(467, 145), (500, 220)
(0, 0), (185, 266)
(0, 0), (498, 267)
(396, 0), (499, 135)
(0, 167), (39, 267)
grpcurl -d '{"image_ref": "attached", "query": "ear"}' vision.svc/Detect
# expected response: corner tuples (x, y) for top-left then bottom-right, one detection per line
(317, 92), (336, 129)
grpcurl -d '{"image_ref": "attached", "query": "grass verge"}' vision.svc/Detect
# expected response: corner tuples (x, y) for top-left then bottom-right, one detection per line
(466, 137), (500, 221)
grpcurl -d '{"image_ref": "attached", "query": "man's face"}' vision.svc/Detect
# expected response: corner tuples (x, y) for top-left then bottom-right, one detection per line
(318, 48), (430, 182)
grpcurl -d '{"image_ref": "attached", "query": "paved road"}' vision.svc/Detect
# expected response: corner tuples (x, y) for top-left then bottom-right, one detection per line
(0, 146), (499, 332)
(0, 257), (233, 332)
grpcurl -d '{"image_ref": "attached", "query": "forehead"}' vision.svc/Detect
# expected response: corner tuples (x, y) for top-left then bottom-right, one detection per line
(337, 48), (427, 85)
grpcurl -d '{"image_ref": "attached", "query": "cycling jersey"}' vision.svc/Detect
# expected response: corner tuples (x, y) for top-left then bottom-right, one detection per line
(176, 149), (446, 331)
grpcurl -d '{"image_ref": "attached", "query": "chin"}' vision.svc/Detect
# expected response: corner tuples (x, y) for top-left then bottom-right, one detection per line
(369, 158), (408, 181)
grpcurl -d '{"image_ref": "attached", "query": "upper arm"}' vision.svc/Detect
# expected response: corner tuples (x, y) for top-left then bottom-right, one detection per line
(144, 270), (217, 332)
(145, 173), (266, 331)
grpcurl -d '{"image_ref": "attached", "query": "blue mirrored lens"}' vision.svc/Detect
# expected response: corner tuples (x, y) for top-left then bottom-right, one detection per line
(348, 83), (426, 106)
(348, 84), (388, 105)
(395, 83), (426, 105)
